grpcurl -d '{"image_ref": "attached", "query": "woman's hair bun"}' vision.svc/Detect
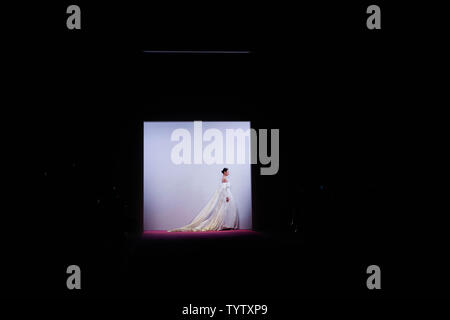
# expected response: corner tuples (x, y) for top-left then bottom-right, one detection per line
(221, 168), (228, 174)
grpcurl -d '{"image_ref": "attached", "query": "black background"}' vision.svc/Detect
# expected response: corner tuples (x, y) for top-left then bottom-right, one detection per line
(3, 0), (449, 309)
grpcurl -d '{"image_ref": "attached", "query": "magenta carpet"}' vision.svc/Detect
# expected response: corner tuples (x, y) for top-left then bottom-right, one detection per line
(142, 229), (258, 239)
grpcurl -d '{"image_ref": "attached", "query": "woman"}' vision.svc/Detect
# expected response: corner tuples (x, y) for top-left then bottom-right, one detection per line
(168, 168), (239, 232)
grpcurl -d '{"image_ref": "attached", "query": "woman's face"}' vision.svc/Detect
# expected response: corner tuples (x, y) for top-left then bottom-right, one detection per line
(224, 170), (230, 176)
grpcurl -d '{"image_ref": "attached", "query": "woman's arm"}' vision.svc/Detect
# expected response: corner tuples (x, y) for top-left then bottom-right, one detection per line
(223, 182), (230, 202)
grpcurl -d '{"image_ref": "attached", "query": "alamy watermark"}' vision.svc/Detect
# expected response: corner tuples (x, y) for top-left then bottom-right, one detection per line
(170, 121), (279, 175)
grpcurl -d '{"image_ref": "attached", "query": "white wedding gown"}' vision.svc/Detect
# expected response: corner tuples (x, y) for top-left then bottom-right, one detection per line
(168, 181), (239, 232)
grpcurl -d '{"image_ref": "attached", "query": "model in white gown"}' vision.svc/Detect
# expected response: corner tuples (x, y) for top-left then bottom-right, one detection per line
(168, 170), (239, 232)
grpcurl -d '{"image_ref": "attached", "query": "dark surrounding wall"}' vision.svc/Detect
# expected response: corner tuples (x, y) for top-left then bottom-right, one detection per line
(3, 1), (447, 300)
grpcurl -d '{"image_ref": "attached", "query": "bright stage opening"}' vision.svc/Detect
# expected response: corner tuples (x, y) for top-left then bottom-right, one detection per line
(143, 121), (253, 231)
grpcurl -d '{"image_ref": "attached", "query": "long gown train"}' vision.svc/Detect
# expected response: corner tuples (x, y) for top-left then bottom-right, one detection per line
(168, 182), (239, 232)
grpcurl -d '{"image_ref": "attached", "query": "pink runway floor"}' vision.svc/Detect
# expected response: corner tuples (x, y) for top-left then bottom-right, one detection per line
(142, 229), (259, 239)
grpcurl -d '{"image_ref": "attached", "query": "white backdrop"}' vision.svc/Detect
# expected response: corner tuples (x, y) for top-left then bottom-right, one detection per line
(143, 121), (252, 230)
